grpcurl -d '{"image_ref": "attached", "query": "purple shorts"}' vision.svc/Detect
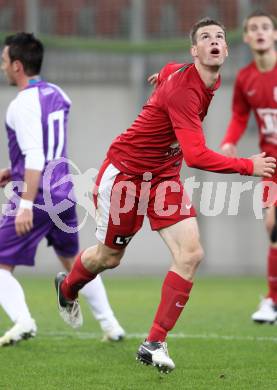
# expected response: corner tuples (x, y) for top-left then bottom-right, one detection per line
(0, 199), (79, 267)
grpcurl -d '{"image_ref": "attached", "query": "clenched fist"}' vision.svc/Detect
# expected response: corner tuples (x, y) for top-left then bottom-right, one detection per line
(250, 152), (276, 178)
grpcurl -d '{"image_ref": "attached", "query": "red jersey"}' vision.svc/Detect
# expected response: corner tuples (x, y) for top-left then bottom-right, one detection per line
(222, 61), (277, 158)
(107, 63), (253, 177)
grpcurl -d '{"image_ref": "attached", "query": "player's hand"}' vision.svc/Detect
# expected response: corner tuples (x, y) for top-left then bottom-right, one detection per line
(250, 152), (276, 178)
(0, 168), (11, 187)
(15, 208), (33, 236)
(147, 73), (159, 86)
(221, 143), (237, 157)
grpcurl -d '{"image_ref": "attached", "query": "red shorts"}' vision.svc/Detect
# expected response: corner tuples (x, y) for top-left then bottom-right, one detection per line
(93, 159), (196, 249)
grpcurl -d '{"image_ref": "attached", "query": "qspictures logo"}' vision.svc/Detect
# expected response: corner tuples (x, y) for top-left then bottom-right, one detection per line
(1, 158), (276, 233)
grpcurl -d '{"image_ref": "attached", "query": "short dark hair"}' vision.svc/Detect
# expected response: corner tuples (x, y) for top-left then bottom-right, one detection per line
(243, 10), (277, 32)
(4, 32), (44, 76)
(190, 17), (226, 45)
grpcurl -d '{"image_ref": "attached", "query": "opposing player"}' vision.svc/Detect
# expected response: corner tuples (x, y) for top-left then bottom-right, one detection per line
(55, 18), (275, 373)
(221, 11), (277, 323)
(0, 32), (125, 346)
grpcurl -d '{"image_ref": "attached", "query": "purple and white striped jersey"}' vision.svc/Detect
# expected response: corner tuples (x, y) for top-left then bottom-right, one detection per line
(5, 80), (73, 201)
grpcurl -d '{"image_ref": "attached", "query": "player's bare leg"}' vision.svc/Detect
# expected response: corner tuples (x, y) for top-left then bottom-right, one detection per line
(252, 206), (277, 324)
(55, 244), (125, 329)
(0, 264), (36, 346)
(159, 217), (203, 280)
(137, 217), (203, 373)
(59, 255), (125, 340)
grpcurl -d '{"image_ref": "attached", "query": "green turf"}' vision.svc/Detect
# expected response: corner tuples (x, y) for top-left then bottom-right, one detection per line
(0, 276), (277, 389)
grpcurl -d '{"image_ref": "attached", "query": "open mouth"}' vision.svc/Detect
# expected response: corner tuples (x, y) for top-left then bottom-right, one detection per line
(210, 48), (220, 55)
(257, 38), (265, 44)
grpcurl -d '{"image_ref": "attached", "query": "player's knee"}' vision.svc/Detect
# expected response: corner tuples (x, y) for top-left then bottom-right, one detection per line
(0, 264), (13, 272)
(265, 207), (277, 242)
(265, 217), (277, 243)
(175, 242), (204, 270)
(103, 254), (122, 269)
(265, 217), (274, 235)
(187, 245), (204, 268)
(99, 249), (124, 270)
(270, 223), (277, 243)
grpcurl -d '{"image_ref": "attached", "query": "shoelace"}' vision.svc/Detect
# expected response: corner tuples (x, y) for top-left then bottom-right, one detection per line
(157, 342), (168, 356)
(65, 300), (80, 325)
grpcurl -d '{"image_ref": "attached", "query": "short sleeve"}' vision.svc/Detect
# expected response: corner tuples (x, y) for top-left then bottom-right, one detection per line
(10, 89), (45, 170)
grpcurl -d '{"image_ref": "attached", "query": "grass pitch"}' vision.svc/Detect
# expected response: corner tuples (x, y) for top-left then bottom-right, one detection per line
(0, 276), (277, 389)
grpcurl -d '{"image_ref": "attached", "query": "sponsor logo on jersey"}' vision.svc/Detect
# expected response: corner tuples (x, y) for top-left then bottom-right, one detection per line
(246, 89), (256, 97)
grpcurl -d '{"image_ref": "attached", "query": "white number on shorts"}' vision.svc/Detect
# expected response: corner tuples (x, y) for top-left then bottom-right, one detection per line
(46, 110), (65, 161)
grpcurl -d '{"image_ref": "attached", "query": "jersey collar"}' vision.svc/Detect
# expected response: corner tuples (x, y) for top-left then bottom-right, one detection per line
(28, 76), (42, 85)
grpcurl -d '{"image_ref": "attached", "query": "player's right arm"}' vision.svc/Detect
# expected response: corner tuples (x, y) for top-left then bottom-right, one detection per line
(221, 73), (251, 157)
(8, 92), (45, 235)
(176, 126), (275, 177)
(168, 88), (275, 177)
(147, 73), (159, 86)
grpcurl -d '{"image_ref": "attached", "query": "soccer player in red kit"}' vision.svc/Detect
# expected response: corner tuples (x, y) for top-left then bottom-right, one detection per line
(55, 18), (275, 373)
(221, 11), (277, 324)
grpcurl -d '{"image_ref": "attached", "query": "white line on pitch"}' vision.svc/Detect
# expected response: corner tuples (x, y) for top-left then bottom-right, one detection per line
(39, 331), (277, 343)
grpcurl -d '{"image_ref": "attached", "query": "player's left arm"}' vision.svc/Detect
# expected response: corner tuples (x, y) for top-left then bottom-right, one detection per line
(168, 87), (254, 175)
(13, 96), (45, 236)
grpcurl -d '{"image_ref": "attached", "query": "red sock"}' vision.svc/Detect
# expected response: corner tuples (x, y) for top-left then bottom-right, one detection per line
(267, 246), (277, 303)
(61, 252), (97, 300)
(147, 271), (193, 342)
